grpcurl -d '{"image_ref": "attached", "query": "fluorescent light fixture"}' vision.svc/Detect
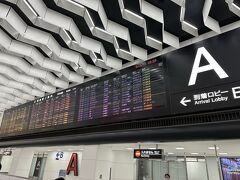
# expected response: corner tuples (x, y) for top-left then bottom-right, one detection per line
(23, 0), (39, 17)
(95, 27), (112, 36)
(177, 158), (185, 161)
(119, 48), (131, 55)
(176, 147), (184, 150)
(186, 157), (197, 162)
(148, 148), (156, 150)
(114, 37), (131, 54)
(125, 9), (144, 20)
(219, 152), (228, 155)
(114, 37), (120, 48)
(97, 59), (104, 62)
(47, 150), (52, 151)
(67, 0), (84, 8)
(198, 158), (206, 162)
(182, 21), (198, 30)
(74, 63), (81, 68)
(191, 152), (199, 155)
(180, 7), (184, 20)
(92, 52), (97, 59)
(63, 29), (72, 40)
(85, 9), (95, 26)
(63, 29), (76, 42)
(208, 147), (220, 150)
(126, 148), (134, 150)
(167, 152), (174, 155)
(232, 3), (240, 10)
(147, 36), (162, 44)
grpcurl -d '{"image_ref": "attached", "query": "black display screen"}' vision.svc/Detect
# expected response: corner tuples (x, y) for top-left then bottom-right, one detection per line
(0, 58), (169, 136)
(0, 103), (32, 135)
(77, 59), (167, 123)
(28, 87), (77, 130)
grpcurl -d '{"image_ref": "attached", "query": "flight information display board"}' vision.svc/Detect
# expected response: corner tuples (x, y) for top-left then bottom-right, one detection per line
(77, 59), (167, 122)
(0, 58), (169, 136)
(0, 103), (32, 135)
(28, 87), (77, 130)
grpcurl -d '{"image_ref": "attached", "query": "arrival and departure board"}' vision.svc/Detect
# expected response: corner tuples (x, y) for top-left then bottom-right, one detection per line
(0, 58), (169, 136)
(0, 103), (31, 135)
(77, 59), (166, 122)
(28, 87), (77, 130)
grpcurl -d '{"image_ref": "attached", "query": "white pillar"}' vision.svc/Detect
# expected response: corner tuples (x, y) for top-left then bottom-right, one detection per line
(8, 148), (34, 178)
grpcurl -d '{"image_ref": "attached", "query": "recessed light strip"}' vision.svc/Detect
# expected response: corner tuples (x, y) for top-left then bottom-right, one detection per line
(23, 0), (39, 17)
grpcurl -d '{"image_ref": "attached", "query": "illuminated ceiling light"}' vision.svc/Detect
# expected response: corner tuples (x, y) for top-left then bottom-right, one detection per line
(119, 48), (131, 54)
(92, 52), (98, 59)
(23, 0), (39, 17)
(191, 152), (199, 155)
(63, 29), (76, 42)
(180, 8), (184, 19)
(97, 59), (104, 62)
(125, 9), (144, 20)
(114, 37), (131, 54)
(176, 147), (184, 150)
(167, 152), (174, 155)
(66, 0), (84, 8)
(74, 63), (81, 68)
(182, 21), (198, 30)
(219, 152), (228, 155)
(208, 146), (220, 150)
(232, 2), (240, 10)
(95, 27), (112, 36)
(126, 148), (134, 150)
(85, 9), (95, 26)
(186, 157), (198, 162)
(63, 29), (72, 40)
(147, 36), (162, 44)
(148, 148), (156, 150)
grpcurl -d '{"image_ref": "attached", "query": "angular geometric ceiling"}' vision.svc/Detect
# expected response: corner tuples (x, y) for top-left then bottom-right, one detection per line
(0, 0), (239, 111)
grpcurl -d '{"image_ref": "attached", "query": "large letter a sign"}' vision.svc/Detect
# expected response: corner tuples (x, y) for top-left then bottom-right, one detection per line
(66, 153), (78, 176)
(188, 47), (229, 86)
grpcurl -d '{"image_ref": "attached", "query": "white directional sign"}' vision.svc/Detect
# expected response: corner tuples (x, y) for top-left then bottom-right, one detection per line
(180, 97), (191, 106)
(178, 85), (240, 111)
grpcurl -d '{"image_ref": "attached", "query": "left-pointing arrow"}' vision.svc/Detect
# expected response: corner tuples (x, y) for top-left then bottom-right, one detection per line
(180, 97), (191, 106)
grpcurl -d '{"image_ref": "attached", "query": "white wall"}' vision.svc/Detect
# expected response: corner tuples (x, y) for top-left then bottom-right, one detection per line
(42, 151), (82, 180)
(112, 150), (136, 180)
(94, 146), (114, 180)
(206, 157), (221, 180)
(79, 145), (98, 180)
(0, 155), (13, 173)
(187, 162), (208, 180)
(169, 161), (187, 180)
(8, 148), (34, 178)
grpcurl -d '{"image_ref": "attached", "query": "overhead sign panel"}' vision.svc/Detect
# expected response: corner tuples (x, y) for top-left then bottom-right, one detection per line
(166, 28), (240, 114)
(134, 149), (163, 159)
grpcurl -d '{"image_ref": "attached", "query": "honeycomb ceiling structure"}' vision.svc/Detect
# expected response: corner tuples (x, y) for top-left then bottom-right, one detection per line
(0, 0), (239, 111)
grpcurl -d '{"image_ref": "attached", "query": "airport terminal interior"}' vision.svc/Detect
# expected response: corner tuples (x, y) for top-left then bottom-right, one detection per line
(0, 0), (240, 180)
(0, 140), (239, 180)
